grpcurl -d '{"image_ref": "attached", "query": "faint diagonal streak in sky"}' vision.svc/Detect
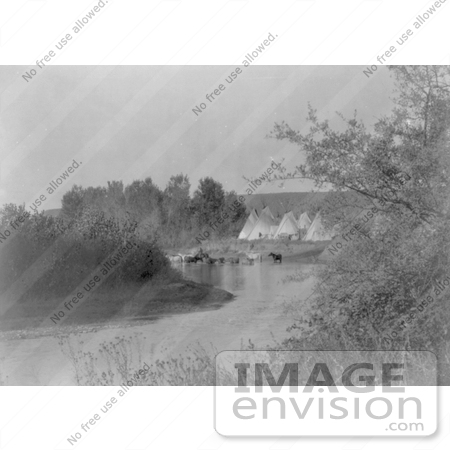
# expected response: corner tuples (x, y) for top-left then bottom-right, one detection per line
(0, 1), (246, 187)
(1, 2), (181, 176)
(0, 0), (116, 110)
(123, 1), (316, 185)
(196, 0), (380, 183)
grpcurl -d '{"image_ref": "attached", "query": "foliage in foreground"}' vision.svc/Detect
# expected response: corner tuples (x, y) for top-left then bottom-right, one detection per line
(59, 333), (450, 386)
(0, 210), (171, 300)
(58, 334), (235, 386)
(271, 66), (450, 364)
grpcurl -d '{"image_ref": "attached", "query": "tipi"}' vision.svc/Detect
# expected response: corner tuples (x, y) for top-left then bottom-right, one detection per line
(303, 212), (333, 241)
(238, 209), (259, 239)
(297, 212), (312, 230)
(247, 207), (276, 240)
(274, 211), (298, 239)
(261, 206), (275, 221)
(269, 225), (279, 238)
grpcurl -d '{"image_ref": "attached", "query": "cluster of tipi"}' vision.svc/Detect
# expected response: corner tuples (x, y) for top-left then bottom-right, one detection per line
(238, 206), (333, 241)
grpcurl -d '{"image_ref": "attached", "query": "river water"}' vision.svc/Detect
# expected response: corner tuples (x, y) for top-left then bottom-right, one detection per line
(0, 259), (317, 385)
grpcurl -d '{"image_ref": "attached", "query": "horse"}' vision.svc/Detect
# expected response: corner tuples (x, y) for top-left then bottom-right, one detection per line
(193, 250), (209, 263)
(268, 252), (282, 263)
(193, 253), (204, 263)
(184, 256), (197, 263)
(246, 252), (262, 262)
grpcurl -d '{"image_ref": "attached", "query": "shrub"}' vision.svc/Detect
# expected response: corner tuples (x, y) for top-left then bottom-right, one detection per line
(0, 208), (170, 301)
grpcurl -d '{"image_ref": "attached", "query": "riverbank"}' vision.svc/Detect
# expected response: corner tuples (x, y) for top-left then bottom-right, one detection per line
(0, 278), (234, 341)
(0, 256), (316, 385)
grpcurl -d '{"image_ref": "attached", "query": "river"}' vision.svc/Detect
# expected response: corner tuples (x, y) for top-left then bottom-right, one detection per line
(0, 259), (317, 385)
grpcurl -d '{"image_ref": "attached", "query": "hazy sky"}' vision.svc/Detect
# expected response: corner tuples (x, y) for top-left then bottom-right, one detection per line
(0, 65), (395, 210)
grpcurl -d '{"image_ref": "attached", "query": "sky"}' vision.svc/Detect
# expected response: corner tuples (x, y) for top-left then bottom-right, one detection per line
(0, 65), (395, 210)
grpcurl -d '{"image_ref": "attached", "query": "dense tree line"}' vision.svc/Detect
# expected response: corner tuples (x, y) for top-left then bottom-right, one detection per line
(60, 174), (247, 246)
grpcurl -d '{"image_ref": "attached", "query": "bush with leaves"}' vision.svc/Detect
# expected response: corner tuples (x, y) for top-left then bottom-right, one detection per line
(271, 66), (450, 382)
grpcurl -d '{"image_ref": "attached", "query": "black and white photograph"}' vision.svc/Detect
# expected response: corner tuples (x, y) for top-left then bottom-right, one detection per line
(0, 0), (449, 448)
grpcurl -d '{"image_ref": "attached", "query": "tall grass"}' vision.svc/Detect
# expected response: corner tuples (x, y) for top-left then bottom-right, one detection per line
(58, 331), (449, 386)
(58, 334), (235, 386)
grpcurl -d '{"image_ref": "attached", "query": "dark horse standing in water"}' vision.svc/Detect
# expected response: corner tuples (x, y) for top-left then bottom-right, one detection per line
(193, 249), (209, 263)
(268, 252), (282, 263)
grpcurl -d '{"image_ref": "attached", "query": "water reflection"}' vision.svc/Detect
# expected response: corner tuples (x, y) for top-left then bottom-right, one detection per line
(179, 260), (311, 299)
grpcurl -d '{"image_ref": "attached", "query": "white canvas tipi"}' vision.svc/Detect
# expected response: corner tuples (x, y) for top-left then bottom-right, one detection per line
(269, 225), (279, 238)
(303, 212), (333, 241)
(274, 211), (298, 238)
(297, 212), (312, 230)
(261, 206), (275, 221)
(247, 208), (276, 240)
(238, 209), (259, 239)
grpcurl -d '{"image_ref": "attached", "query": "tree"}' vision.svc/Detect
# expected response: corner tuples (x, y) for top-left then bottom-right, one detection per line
(161, 174), (192, 245)
(102, 180), (126, 220)
(61, 185), (85, 219)
(164, 174), (191, 226)
(272, 66), (450, 377)
(221, 190), (247, 236)
(124, 178), (163, 235)
(191, 177), (225, 228)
